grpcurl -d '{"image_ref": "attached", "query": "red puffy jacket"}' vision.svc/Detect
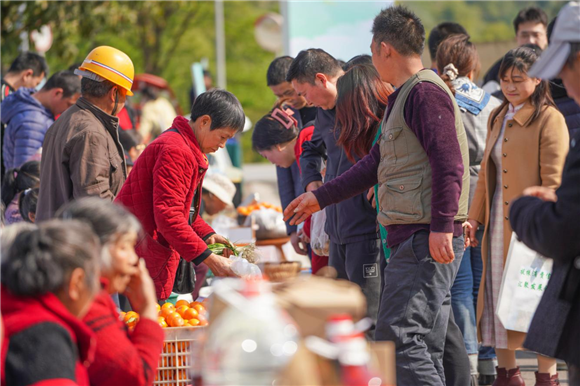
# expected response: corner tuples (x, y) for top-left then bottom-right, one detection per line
(116, 116), (215, 299)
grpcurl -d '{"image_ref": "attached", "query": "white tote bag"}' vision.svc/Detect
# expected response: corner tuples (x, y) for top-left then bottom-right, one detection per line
(496, 232), (553, 333)
(310, 209), (330, 256)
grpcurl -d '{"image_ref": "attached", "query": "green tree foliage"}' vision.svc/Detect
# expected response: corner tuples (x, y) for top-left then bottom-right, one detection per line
(400, 1), (565, 44)
(1, 1), (278, 163)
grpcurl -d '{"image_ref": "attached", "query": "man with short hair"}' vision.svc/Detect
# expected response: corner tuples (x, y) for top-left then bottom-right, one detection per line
(428, 22), (468, 70)
(509, 3), (580, 384)
(36, 46), (135, 221)
(285, 6), (470, 385)
(287, 49), (383, 340)
(1, 71), (81, 169)
(1, 52), (48, 101)
(1, 52), (49, 178)
(483, 6), (549, 92)
(266, 56), (317, 255)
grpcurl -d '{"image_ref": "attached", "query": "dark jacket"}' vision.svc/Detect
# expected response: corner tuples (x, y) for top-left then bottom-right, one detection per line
(1, 286), (96, 386)
(509, 130), (580, 366)
(115, 116), (215, 300)
(300, 108), (378, 245)
(1, 87), (54, 169)
(36, 97), (127, 221)
(552, 80), (580, 140)
(277, 105), (317, 235)
(83, 286), (164, 386)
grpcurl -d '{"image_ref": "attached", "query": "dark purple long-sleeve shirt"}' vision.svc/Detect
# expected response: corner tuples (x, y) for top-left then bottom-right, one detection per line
(313, 80), (464, 248)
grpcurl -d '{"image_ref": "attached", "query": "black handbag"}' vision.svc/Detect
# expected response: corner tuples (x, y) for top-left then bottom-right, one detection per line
(172, 257), (197, 294)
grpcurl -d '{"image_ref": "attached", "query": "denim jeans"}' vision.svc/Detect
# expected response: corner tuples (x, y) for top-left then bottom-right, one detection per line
(450, 228), (496, 361)
(375, 231), (465, 386)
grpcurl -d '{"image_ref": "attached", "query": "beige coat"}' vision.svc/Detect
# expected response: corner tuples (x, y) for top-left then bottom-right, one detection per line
(469, 102), (569, 349)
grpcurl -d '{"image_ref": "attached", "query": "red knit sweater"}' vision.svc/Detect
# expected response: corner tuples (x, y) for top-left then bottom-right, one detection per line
(82, 290), (165, 386)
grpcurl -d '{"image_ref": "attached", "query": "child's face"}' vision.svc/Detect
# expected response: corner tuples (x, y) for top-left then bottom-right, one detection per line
(500, 67), (541, 107)
(104, 231), (139, 294)
(259, 143), (296, 168)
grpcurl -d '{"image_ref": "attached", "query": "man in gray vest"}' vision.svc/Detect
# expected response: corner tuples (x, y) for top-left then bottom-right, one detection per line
(284, 5), (470, 386)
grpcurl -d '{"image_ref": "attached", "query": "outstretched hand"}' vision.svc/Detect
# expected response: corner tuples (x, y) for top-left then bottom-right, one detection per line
(283, 192), (321, 226)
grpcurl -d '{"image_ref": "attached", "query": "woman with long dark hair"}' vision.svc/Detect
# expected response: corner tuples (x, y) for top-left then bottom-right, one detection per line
(335, 61), (393, 263)
(466, 46), (569, 386)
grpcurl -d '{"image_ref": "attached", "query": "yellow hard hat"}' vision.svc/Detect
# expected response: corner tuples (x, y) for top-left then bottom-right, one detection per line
(76, 46), (134, 96)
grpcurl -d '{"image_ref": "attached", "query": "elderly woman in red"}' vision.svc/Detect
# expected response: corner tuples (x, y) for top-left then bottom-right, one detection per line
(115, 89), (246, 300)
(57, 198), (164, 386)
(1, 220), (101, 386)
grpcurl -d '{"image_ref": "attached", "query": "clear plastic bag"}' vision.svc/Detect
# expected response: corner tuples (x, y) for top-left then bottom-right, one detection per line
(310, 209), (330, 256)
(230, 254), (262, 279)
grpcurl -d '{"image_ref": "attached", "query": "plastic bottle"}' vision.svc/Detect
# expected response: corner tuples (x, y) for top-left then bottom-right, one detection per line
(199, 279), (299, 386)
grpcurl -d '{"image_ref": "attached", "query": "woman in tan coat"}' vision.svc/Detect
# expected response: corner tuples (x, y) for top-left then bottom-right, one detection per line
(466, 46), (569, 386)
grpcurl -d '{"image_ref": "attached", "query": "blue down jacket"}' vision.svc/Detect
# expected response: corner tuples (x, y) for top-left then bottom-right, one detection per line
(1, 88), (54, 169)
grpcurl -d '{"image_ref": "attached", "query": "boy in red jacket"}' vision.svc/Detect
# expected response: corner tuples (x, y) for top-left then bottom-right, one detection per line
(116, 89), (246, 300)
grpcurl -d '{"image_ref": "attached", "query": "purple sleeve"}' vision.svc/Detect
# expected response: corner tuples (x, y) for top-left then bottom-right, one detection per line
(313, 142), (380, 209)
(404, 83), (464, 233)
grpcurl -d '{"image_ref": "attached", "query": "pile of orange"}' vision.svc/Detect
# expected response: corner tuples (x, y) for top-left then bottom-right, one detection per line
(120, 300), (209, 330)
(237, 201), (282, 216)
(157, 300), (208, 328)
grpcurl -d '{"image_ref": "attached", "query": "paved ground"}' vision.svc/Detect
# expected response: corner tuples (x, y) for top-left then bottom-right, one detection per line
(242, 164), (571, 385)
(516, 351), (569, 386)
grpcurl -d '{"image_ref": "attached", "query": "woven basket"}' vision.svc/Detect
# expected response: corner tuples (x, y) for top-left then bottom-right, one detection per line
(263, 261), (302, 282)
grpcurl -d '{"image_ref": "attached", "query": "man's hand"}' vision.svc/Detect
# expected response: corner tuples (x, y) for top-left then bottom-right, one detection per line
(298, 227), (310, 244)
(429, 232), (455, 264)
(124, 259), (158, 321)
(464, 219), (481, 249)
(290, 232), (308, 255)
(522, 186), (558, 202)
(204, 253), (237, 277)
(306, 181), (323, 192)
(283, 192), (321, 226)
(367, 188), (376, 209)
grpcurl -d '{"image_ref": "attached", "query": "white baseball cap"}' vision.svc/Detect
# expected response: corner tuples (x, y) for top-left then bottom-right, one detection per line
(529, 2), (580, 79)
(203, 173), (236, 208)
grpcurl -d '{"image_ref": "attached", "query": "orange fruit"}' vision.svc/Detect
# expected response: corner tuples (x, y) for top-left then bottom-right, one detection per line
(189, 318), (201, 326)
(192, 304), (206, 314)
(199, 319), (208, 327)
(158, 316), (168, 328)
(183, 308), (199, 320)
(189, 301), (201, 307)
(161, 302), (175, 311)
(160, 307), (176, 320)
(156, 304), (161, 312)
(168, 314), (185, 327)
(175, 305), (189, 318)
(175, 299), (190, 308)
(176, 369), (188, 380)
(124, 311), (139, 328)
